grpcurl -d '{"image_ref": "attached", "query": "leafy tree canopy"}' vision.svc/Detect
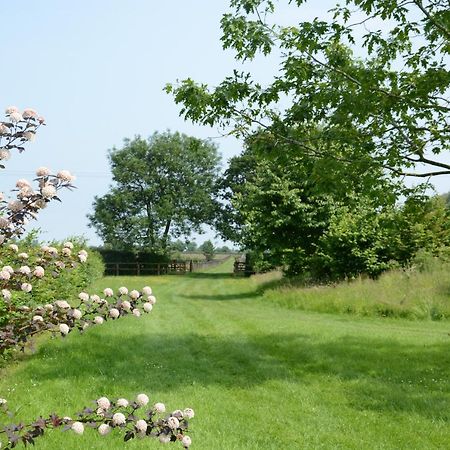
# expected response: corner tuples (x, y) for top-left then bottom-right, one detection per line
(216, 130), (450, 279)
(167, 0), (450, 178)
(88, 131), (221, 252)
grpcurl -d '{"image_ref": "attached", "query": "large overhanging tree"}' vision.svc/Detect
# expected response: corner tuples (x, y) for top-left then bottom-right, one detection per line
(166, 0), (450, 178)
(88, 131), (221, 252)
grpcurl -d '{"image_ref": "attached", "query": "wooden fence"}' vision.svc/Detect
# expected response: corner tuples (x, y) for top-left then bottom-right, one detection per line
(104, 257), (228, 276)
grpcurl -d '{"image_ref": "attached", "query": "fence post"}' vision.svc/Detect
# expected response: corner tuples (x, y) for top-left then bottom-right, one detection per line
(157, 263), (160, 275)
(115, 263), (119, 276)
(136, 262), (140, 276)
(189, 260), (193, 273)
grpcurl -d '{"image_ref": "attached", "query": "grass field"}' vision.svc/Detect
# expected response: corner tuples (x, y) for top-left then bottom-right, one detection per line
(0, 259), (449, 449)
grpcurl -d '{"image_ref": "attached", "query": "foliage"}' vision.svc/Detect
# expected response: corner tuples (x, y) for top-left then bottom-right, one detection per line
(2, 260), (447, 449)
(0, 394), (193, 449)
(215, 132), (450, 279)
(0, 106), (193, 448)
(262, 254), (450, 320)
(0, 285), (156, 356)
(199, 240), (215, 261)
(167, 0), (450, 178)
(88, 131), (221, 253)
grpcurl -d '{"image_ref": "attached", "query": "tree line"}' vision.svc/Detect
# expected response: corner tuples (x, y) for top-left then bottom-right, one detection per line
(89, 0), (450, 281)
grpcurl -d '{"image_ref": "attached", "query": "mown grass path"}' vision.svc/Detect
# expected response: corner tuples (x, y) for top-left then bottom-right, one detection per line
(1, 259), (449, 449)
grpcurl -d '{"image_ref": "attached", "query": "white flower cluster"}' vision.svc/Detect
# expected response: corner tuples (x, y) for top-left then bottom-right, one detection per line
(0, 107), (77, 242)
(0, 394), (194, 448)
(0, 242), (89, 304)
(0, 285), (156, 354)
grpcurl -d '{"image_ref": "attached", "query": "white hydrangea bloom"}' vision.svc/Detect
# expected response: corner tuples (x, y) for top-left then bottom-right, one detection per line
(98, 423), (111, 435)
(19, 266), (31, 275)
(72, 309), (82, 320)
(142, 286), (152, 296)
(18, 253), (29, 259)
(103, 288), (113, 297)
(8, 244), (18, 252)
(21, 283), (32, 293)
(5, 106), (18, 114)
(116, 398), (129, 408)
(23, 131), (35, 142)
(97, 397), (111, 410)
(90, 294), (100, 303)
(132, 309), (141, 317)
(0, 398), (7, 404)
(121, 300), (131, 311)
(62, 247), (72, 256)
(159, 434), (171, 444)
(16, 179), (30, 188)
(129, 290), (140, 300)
(147, 295), (156, 305)
(8, 200), (24, 212)
(78, 254), (87, 263)
(118, 286), (128, 295)
(109, 308), (120, 319)
(94, 316), (104, 325)
(143, 303), (153, 313)
(0, 271), (10, 281)
(9, 112), (23, 123)
(167, 416), (179, 429)
(59, 323), (70, 335)
(22, 108), (38, 119)
(44, 304), (53, 311)
(78, 292), (89, 302)
(71, 421), (84, 434)
(135, 419), (147, 433)
(3, 266), (14, 274)
(182, 436), (192, 447)
(183, 408), (195, 419)
(41, 184), (57, 199)
(112, 412), (126, 426)
(55, 300), (70, 309)
(57, 170), (75, 182)
(32, 315), (44, 322)
(171, 410), (183, 419)
(2, 289), (11, 300)
(135, 393), (149, 407)
(154, 402), (165, 413)
(33, 266), (45, 278)
(0, 123), (9, 134)
(78, 249), (88, 257)
(64, 241), (74, 249)
(36, 166), (51, 177)
(0, 150), (11, 161)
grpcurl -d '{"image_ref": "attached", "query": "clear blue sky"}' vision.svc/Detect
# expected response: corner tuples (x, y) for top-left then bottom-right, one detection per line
(1, 1), (447, 246)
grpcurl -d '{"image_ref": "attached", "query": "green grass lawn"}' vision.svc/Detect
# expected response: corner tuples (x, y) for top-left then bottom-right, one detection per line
(0, 259), (449, 449)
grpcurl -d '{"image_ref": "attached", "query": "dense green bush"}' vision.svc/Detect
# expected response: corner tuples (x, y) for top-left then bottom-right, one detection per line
(0, 235), (104, 328)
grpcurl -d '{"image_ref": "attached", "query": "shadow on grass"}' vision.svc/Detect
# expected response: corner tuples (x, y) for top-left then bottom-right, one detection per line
(179, 291), (260, 301)
(186, 272), (235, 280)
(24, 330), (450, 421)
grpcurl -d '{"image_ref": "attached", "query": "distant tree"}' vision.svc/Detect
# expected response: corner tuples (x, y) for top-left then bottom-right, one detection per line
(215, 131), (450, 279)
(199, 240), (215, 261)
(88, 132), (221, 253)
(170, 239), (187, 252)
(185, 241), (198, 252)
(217, 245), (231, 253)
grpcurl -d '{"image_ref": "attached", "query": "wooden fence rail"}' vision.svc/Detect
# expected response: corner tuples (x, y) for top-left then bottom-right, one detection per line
(104, 257), (229, 276)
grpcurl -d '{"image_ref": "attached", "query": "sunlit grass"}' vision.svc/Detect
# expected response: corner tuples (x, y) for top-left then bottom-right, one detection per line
(0, 259), (449, 449)
(261, 260), (450, 320)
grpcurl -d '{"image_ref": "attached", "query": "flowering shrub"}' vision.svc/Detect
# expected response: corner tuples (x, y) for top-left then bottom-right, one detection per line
(0, 285), (156, 355)
(0, 394), (193, 448)
(0, 106), (194, 447)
